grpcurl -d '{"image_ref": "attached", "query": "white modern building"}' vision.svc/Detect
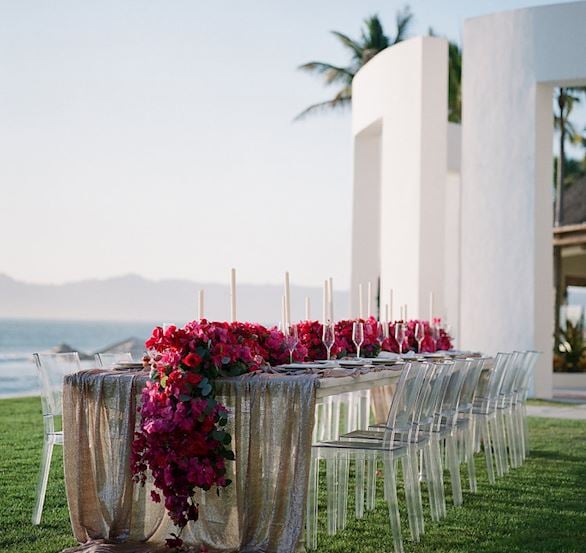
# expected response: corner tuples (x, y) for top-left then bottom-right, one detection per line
(350, 1), (586, 398)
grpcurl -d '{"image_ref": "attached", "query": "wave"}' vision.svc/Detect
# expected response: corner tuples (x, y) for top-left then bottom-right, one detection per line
(0, 352), (32, 363)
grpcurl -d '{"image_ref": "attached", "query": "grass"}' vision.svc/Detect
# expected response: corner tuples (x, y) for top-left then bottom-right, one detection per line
(1, 397), (586, 553)
(526, 398), (580, 407)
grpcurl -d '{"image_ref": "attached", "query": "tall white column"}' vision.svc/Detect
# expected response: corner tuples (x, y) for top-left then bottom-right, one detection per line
(351, 37), (448, 323)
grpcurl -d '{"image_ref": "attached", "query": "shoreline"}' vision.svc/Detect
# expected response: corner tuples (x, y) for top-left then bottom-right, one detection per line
(0, 392), (39, 400)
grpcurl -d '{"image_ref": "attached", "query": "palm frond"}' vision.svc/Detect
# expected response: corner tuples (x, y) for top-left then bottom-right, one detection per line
(393, 5), (413, 44)
(330, 31), (363, 61)
(294, 89), (352, 121)
(297, 61), (355, 85)
(361, 15), (389, 50)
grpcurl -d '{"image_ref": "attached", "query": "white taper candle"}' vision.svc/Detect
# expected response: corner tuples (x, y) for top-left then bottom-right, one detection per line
(305, 296), (311, 321)
(358, 283), (363, 319)
(389, 289), (394, 322)
(328, 277), (334, 322)
(230, 268), (237, 322)
(198, 289), (204, 320)
(404, 304), (408, 321)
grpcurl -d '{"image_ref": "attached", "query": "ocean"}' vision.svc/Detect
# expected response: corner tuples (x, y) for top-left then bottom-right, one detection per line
(0, 318), (158, 397)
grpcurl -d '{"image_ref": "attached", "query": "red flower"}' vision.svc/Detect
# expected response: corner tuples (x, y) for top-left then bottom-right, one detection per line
(183, 352), (202, 368)
(186, 371), (203, 386)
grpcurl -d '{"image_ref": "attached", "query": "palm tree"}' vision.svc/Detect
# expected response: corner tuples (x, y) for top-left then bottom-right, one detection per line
(553, 86), (586, 342)
(296, 10), (463, 124)
(447, 40), (462, 123)
(295, 8), (413, 120)
(554, 87), (586, 226)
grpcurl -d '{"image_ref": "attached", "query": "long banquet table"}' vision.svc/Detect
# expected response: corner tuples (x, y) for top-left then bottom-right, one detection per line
(61, 366), (403, 553)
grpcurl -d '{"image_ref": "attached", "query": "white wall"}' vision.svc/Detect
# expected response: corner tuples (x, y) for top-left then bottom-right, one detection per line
(461, 2), (586, 398)
(351, 37), (448, 321)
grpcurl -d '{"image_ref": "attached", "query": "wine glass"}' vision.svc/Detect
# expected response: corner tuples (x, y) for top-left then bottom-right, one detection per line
(431, 324), (441, 352)
(414, 323), (425, 354)
(322, 321), (335, 361)
(376, 321), (386, 346)
(352, 321), (364, 359)
(284, 324), (298, 363)
(394, 323), (406, 355)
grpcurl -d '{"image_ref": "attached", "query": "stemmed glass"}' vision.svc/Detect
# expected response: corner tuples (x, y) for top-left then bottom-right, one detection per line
(376, 321), (387, 346)
(414, 323), (425, 354)
(322, 321), (335, 361)
(431, 323), (441, 352)
(352, 321), (364, 359)
(394, 323), (406, 355)
(284, 324), (299, 363)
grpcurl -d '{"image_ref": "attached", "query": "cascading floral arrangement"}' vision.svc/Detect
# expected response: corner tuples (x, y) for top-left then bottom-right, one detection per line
(131, 320), (306, 549)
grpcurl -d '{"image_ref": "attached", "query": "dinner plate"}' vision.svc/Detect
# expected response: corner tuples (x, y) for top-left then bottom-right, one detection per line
(278, 363), (325, 370)
(112, 362), (144, 371)
(338, 360), (373, 367)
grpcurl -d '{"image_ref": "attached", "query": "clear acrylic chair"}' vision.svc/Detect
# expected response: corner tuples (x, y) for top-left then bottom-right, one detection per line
(428, 359), (470, 512)
(94, 351), (133, 368)
(306, 362), (427, 552)
(455, 357), (489, 493)
(341, 362), (455, 526)
(512, 351), (540, 462)
(506, 351), (540, 466)
(338, 362), (450, 537)
(471, 352), (513, 483)
(32, 352), (81, 524)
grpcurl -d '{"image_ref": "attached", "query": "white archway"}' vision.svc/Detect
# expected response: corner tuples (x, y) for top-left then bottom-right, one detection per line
(461, 2), (586, 398)
(350, 36), (449, 321)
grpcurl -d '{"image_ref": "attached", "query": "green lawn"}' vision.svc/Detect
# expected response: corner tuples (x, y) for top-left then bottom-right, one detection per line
(1, 397), (586, 553)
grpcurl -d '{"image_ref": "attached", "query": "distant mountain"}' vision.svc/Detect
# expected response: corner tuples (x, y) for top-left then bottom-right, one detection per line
(0, 274), (349, 323)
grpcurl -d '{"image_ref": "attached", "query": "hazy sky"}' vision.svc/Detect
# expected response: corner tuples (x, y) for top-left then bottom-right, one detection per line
(1, 0), (581, 288)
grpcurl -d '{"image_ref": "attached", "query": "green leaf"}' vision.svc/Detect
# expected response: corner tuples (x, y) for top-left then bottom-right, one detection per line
(222, 449), (235, 461)
(211, 430), (225, 441)
(179, 394), (192, 403)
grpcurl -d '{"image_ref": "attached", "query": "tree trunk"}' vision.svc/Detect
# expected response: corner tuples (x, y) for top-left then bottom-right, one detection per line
(555, 89), (566, 226)
(553, 89), (567, 343)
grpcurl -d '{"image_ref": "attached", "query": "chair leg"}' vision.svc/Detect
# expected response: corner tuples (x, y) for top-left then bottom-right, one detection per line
(496, 411), (510, 475)
(445, 433), (463, 507)
(479, 417), (496, 485)
(522, 403), (530, 457)
(410, 445), (425, 537)
(32, 437), (54, 525)
(305, 456), (319, 550)
(383, 456), (404, 553)
(505, 409), (519, 468)
(490, 416), (505, 477)
(325, 453), (338, 536)
(465, 423), (477, 493)
(401, 452), (422, 542)
(337, 451), (349, 531)
(431, 434), (446, 519)
(366, 453), (377, 511)
(355, 454), (365, 519)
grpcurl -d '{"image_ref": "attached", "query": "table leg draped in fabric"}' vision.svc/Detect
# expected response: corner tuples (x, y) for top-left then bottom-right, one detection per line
(62, 371), (318, 553)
